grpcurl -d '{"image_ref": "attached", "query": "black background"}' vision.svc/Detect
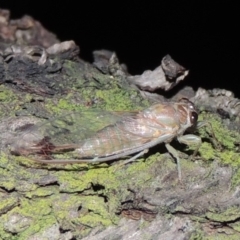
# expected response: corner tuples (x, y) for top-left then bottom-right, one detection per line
(1, 2), (239, 97)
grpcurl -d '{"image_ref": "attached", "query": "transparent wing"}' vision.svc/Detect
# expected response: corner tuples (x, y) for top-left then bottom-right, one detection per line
(11, 110), (139, 154)
(11, 106), (178, 161)
(33, 111), (129, 144)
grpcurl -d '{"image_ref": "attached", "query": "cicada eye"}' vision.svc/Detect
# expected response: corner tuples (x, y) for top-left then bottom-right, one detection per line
(191, 111), (198, 125)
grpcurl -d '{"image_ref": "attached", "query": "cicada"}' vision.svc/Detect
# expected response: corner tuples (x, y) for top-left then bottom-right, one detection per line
(11, 98), (206, 180)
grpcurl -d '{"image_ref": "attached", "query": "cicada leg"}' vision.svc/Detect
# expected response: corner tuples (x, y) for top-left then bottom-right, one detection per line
(119, 149), (149, 165)
(178, 121), (220, 159)
(178, 134), (202, 159)
(165, 143), (182, 181)
(166, 134), (202, 181)
(112, 149), (149, 172)
(173, 121), (220, 180)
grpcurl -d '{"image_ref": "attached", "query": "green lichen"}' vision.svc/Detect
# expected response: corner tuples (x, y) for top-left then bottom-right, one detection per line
(17, 216), (57, 240)
(0, 152), (9, 167)
(191, 229), (240, 240)
(76, 195), (115, 227)
(95, 87), (148, 111)
(190, 215), (208, 223)
(25, 186), (58, 198)
(198, 142), (217, 161)
(55, 170), (93, 193)
(205, 234), (240, 240)
(0, 231), (15, 240)
(50, 194), (82, 222)
(45, 94), (87, 113)
(11, 165), (120, 231)
(220, 151), (240, 166)
(0, 86), (20, 117)
(125, 153), (159, 183)
(45, 59), (149, 114)
(187, 111), (240, 189)
(229, 221), (240, 232)
(189, 220), (240, 240)
(231, 168), (240, 187)
(0, 198), (54, 239)
(0, 196), (18, 215)
(45, 84), (148, 114)
(0, 86), (40, 118)
(189, 229), (205, 240)
(197, 112), (240, 165)
(19, 198), (52, 217)
(82, 167), (121, 190)
(198, 112), (239, 151)
(0, 85), (17, 103)
(0, 169), (17, 191)
(206, 206), (240, 222)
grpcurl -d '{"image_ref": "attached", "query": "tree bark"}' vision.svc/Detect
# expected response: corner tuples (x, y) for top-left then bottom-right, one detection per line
(0, 9), (240, 240)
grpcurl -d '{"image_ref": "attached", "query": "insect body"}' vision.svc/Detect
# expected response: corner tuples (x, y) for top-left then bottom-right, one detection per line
(12, 98), (202, 180)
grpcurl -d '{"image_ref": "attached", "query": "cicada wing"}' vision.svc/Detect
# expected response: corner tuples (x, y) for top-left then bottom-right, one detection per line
(38, 110), (139, 144)
(11, 110), (138, 155)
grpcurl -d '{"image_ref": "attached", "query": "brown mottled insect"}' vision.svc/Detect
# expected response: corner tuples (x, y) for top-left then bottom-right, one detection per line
(11, 98), (208, 180)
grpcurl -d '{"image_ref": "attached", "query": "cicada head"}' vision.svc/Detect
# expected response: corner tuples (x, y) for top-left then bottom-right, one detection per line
(176, 98), (198, 131)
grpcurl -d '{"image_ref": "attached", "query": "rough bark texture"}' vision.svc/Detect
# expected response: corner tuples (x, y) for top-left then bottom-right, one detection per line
(1, 9), (240, 240)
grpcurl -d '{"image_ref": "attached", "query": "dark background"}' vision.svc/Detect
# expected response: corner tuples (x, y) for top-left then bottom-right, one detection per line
(1, 2), (239, 97)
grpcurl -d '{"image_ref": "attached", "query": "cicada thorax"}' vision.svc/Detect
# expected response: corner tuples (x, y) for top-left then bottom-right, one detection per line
(138, 102), (187, 138)
(143, 99), (198, 138)
(175, 102), (192, 127)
